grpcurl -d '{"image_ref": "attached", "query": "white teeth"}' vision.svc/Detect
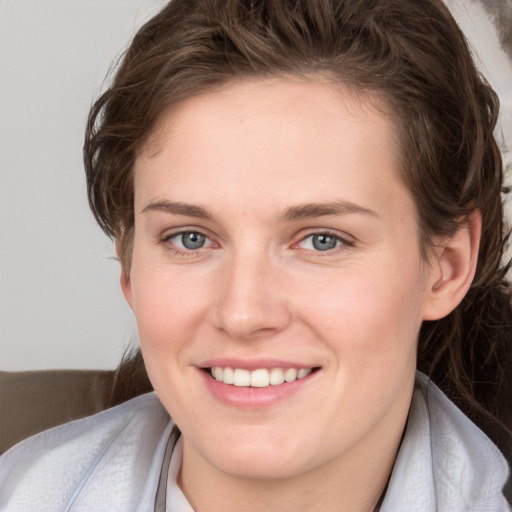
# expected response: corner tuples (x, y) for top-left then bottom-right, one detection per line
(223, 367), (234, 385)
(233, 369), (251, 387)
(297, 368), (311, 379)
(269, 367), (285, 385)
(250, 369), (270, 387)
(210, 366), (313, 387)
(284, 368), (297, 382)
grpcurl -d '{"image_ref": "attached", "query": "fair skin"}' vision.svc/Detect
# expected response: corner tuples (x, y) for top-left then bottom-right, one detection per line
(120, 78), (480, 511)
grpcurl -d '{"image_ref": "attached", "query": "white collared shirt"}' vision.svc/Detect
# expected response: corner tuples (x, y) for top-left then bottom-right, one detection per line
(0, 372), (509, 511)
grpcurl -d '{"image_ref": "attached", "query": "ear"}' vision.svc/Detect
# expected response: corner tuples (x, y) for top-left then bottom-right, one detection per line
(422, 210), (481, 321)
(116, 239), (133, 309)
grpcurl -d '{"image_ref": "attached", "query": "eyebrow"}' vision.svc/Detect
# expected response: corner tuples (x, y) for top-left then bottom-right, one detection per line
(278, 201), (379, 222)
(141, 199), (378, 222)
(141, 200), (214, 220)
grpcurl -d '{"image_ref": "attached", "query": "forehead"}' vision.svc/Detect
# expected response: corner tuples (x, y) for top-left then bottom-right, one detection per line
(140, 77), (394, 158)
(133, 78), (410, 220)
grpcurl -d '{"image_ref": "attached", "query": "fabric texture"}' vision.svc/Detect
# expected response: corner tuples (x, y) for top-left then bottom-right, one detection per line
(380, 373), (510, 511)
(0, 372), (509, 511)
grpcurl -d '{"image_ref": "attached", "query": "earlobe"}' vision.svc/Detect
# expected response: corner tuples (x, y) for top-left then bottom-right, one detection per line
(422, 210), (482, 321)
(120, 268), (133, 308)
(116, 239), (133, 308)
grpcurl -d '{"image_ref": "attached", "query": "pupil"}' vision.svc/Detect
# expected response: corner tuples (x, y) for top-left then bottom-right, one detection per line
(312, 234), (337, 251)
(182, 232), (205, 249)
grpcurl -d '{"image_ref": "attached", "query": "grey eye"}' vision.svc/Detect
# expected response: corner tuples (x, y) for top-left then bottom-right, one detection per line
(180, 232), (206, 250)
(311, 234), (339, 251)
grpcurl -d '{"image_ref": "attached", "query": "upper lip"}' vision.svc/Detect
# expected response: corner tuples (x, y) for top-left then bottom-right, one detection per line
(199, 358), (319, 371)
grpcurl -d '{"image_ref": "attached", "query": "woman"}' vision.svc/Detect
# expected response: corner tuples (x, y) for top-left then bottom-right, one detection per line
(0, 0), (511, 510)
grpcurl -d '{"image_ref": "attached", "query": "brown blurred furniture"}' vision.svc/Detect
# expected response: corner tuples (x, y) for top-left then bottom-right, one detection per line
(0, 370), (114, 454)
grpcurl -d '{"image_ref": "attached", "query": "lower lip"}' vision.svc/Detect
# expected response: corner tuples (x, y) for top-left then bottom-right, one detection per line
(199, 369), (318, 409)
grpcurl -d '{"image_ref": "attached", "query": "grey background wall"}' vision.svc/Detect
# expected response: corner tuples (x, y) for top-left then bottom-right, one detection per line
(0, 0), (166, 370)
(1, 0), (511, 371)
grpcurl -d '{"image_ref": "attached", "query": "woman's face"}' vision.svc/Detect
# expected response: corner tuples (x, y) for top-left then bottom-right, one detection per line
(123, 78), (439, 482)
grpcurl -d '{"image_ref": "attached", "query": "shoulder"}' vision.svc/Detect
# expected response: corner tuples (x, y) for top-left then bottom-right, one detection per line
(416, 373), (510, 509)
(382, 372), (510, 511)
(0, 392), (172, 512)
(414, 372), (508, 476)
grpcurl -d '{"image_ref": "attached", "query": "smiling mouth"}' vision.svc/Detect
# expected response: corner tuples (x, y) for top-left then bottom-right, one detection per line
(207, 367), (319, 387)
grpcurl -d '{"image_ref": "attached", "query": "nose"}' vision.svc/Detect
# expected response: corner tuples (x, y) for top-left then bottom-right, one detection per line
(211, 251), (292, 341)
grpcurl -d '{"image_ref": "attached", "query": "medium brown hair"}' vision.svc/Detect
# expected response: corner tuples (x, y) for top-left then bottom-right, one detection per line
(84, 0), (512, 484)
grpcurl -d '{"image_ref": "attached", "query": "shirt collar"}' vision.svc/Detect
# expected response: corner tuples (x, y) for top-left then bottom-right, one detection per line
(380, 372), (509, 511)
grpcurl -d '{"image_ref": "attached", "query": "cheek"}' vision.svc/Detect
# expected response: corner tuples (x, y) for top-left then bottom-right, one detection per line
(128, 253), (222, 385)
(131, 272), (207, 345)
(128, 268), (208, 407)
(295, 256), (427, 365)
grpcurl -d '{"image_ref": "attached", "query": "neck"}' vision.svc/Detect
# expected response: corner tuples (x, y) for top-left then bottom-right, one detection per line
(177, 372), (416, 512)
(178, 416), (406, 512)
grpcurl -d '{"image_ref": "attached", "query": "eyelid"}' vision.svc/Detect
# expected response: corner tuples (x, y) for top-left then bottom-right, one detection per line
(292, 229), (355, 252)
(160, 227), (218, 253)
(159, 227), (354, 255)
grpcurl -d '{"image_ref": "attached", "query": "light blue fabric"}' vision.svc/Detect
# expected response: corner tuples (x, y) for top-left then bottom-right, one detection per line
(0, 393), (173, 511)
(0, 372), (509, 511)
(380, 373), (509, 511)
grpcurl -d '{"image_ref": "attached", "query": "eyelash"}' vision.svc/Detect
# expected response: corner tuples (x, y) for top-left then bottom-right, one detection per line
(160, 229), (354, 257)
(160, 230), (216, 257)
(293, 230), (354, 256)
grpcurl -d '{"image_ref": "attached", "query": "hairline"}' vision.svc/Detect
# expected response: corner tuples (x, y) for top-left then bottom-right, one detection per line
(120, 73), (431, 274)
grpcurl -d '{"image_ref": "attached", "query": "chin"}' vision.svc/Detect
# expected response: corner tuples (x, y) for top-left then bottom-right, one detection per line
(215, 454), (308, 481)
(201, 430), (313, 480)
